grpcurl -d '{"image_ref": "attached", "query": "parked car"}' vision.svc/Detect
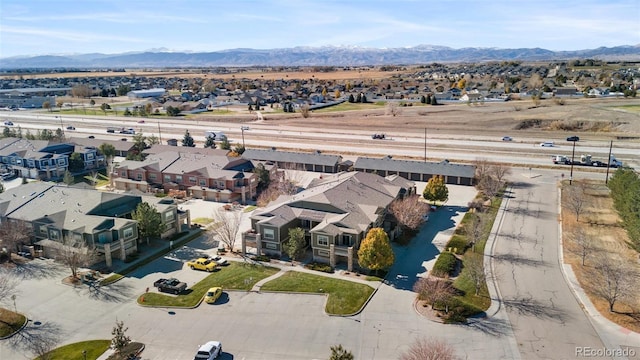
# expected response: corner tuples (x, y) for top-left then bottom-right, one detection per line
(195, 341), (222, 360)
(566, 136), (580, 142)
(210, 255), (228, 266)
(4, 121), (13, 126)
(502, 136), (513, 141)
(153, 278), (187, 294)
(187, 257), (218, 272)
(540, 141), (554, 147)
(204, 287), (223, 304)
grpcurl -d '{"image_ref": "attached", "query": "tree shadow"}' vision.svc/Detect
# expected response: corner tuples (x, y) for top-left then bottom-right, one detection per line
(10, 259), (66, 280)
(88, 280), (135, 303)
(490, 253), (548, 267)
(464, 316), (513, 337)
(502, 296), (570, 322)
(509, 181), (535, 189)
(6, 319), (65, 356)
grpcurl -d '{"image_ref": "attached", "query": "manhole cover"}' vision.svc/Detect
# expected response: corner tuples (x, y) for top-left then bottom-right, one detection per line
(33, 321), (42, 326)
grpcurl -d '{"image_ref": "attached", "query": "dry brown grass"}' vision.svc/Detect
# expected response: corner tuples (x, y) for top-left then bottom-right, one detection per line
(561, 180), (640, 333)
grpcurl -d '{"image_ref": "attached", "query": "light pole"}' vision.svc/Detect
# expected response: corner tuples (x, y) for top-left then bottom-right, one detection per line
(569, 139), (576, 185)
(240, 126), (250, 148)
(82, 350), (87, 360)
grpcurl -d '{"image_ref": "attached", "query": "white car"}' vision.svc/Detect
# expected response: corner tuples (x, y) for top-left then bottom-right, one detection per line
(540, 141), (554, 147)
(210, 255), (228, 266)
(502, 136), (513, 141)
(195, 341), (222, 360)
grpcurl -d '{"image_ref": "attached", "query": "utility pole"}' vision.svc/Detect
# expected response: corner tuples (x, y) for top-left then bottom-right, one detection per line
(605, 140), (613, 184)
(157, 122), (162, 143)
(569, 139), (576, 185)
(424, 127), (427, 162)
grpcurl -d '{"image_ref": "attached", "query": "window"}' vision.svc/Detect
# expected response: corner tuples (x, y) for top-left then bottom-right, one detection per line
(199, 179), (207, 186)
(341, 234), (352, 246)
(164, 211), (175, 222)
(164, 175), (171, 182)
(263, 228), (274, 240)
(136, 173), (142, 180)
(97, 233), (108, 243)
(189, 176), (196, 184)
(318, 250), (329, 257)
(124, 227), (134, 238)
(49, 230), (59, 240)
(149, 173), (157, 181)
(73, 232), (82, 241)
(87, 153), (94, 160)
(39, 225), (47, 235)
(121, 171), (127, 177)
(265, 242), (277, 250)
(317, 235), (329, 246)
(175, 175), (182, 183)
(301, 219), (311, 229)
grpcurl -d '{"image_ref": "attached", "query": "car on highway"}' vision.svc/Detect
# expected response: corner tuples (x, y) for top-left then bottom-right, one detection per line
(371, 133), (386, 139)
(88, 135), (95, 139)
(137, 120), (145, 123)
(187, 257), (218, 272)
(194, 341), (222, 359)
(4, 121), (14, 126)
(540, 141), (554, 147)
(66, 126), (75, 130)
(566, 136), (580, 142)
(502, 136), (513, 141)
(203, 287), (223, 304)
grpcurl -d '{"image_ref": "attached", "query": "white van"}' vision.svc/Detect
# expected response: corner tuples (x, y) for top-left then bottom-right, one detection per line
(204, 130), (226, 140)
(540, 141), (554, 147)
(194, 341), (222, 359)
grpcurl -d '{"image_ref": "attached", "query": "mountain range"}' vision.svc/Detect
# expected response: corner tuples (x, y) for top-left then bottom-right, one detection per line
(1, 45), (639, 69)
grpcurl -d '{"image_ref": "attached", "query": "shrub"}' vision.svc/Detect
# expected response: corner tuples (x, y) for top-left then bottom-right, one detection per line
(445, 235), (468, 255)
(252, 255), (271, 262)
(514, 119), (542, 130)
(304, 262), (335, 273)
(432, 252), (457, 277)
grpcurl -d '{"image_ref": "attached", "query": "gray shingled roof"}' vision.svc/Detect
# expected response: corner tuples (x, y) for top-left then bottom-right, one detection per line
(354, 156), (476, 178)
(68, 137), (135, 152)
(243, 148), (341, 167)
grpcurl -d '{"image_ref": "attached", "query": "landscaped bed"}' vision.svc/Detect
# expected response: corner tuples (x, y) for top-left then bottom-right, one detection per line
(35, 339), (111, 360)
(260, 271), (375, 315)
(0, 308), (26, 338)
(138, 261), (279, 307)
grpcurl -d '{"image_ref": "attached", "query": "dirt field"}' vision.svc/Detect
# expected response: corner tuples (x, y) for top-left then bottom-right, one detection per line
(561, 180), (640, 333)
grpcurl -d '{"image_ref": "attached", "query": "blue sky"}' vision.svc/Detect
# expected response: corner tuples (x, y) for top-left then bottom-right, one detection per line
(1, 0), (639, 58)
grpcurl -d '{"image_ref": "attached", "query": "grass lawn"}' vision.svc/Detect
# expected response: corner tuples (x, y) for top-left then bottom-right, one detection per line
(612, 104), (640, 113)
(243, 205), (257, 212)
(451, 195), (503, 314)
(0, 308), (27, 338)
(260, 271), (374, 315)
(314, 102), (382, 112)
(138, 262), (279, 307)
(191, 217), (214, 226)
(35, 339), (111, 360)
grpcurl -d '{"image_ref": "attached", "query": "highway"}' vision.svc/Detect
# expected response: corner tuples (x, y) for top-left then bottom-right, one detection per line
(2, 111), (639, 169)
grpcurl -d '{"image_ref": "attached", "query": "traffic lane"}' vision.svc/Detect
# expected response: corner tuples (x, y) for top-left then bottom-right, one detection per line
(127, 291), (358, 360)
(495, 175), (605, 359)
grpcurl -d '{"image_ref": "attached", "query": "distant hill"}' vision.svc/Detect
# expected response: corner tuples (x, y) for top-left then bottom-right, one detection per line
(1, 44), (639, 69)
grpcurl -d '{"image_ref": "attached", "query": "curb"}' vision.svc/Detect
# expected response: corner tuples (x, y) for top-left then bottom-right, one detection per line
(484, 186), (511, 318)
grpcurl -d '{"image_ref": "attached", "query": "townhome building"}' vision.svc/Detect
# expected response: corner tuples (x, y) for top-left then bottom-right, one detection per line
(114, 147), (257, 203)
(0, 182), (189, 267)
(243, 171), (414, 271)
(0, 138), (70, 180)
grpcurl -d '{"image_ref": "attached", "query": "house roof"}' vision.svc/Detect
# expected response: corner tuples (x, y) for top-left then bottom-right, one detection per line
(252, 171), (406, 235)
(242, 148), (342, 167)
(68, 137), (135, 152)
(144, 145), (230, 156)
(354, 156), (476, 178)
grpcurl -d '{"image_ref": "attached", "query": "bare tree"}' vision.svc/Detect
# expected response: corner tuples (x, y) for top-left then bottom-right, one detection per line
(386, 101), (402, 117)
(565, 183), (587, 222)
(589, 255), (636, 312)
(207, 208), (243, 252)
(30, 334), (60, 360)
(490, 164), (511, 185)
(479, 175), (501, 199)
(388, 195), (429, 232)
(56, 237), (97, 279)
(464, 214), (486, 252)
(473, 158), (493, 183)
(400, 337), (458, 360)
(413, 277), (456, 312)
(0, 220), (33, 260)
(300, 103), (311, 118)
(568, 227), (594, 266)
(464, 255), (487, 295)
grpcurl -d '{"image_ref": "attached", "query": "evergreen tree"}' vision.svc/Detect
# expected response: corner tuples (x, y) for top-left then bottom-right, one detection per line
(431, 96), (438, 105)
(63, 170), (74, 185)
(348, 94), (355, 103)
(423, 175), (449, 205)
(204, 135), (216, 149)
(283, 227), (306, 262)
(131, 202), (166, 245)
(220, 136), (231, 150)
(182, 130), (195, 147)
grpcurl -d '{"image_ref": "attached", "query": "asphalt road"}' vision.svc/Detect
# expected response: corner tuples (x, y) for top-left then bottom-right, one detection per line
(493, 170), (606, 359)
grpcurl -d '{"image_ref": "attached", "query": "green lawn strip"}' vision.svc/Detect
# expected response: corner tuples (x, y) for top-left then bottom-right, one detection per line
(99, 229), (203, 286)
(0, 308), (27, 338)
(35, 339), (111, 360)
(243, 205), (257, 212)
(138, 262), (279, 307)
(260, 271), (375, 315)
(192, 217), (213, 225)
(450, 195), (503, 314)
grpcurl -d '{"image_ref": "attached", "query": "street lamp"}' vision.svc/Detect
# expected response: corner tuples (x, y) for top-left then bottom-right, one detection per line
(240, 126), (250, 148)
(569, 139), (577, 185)
(82, 350), (87, 360)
